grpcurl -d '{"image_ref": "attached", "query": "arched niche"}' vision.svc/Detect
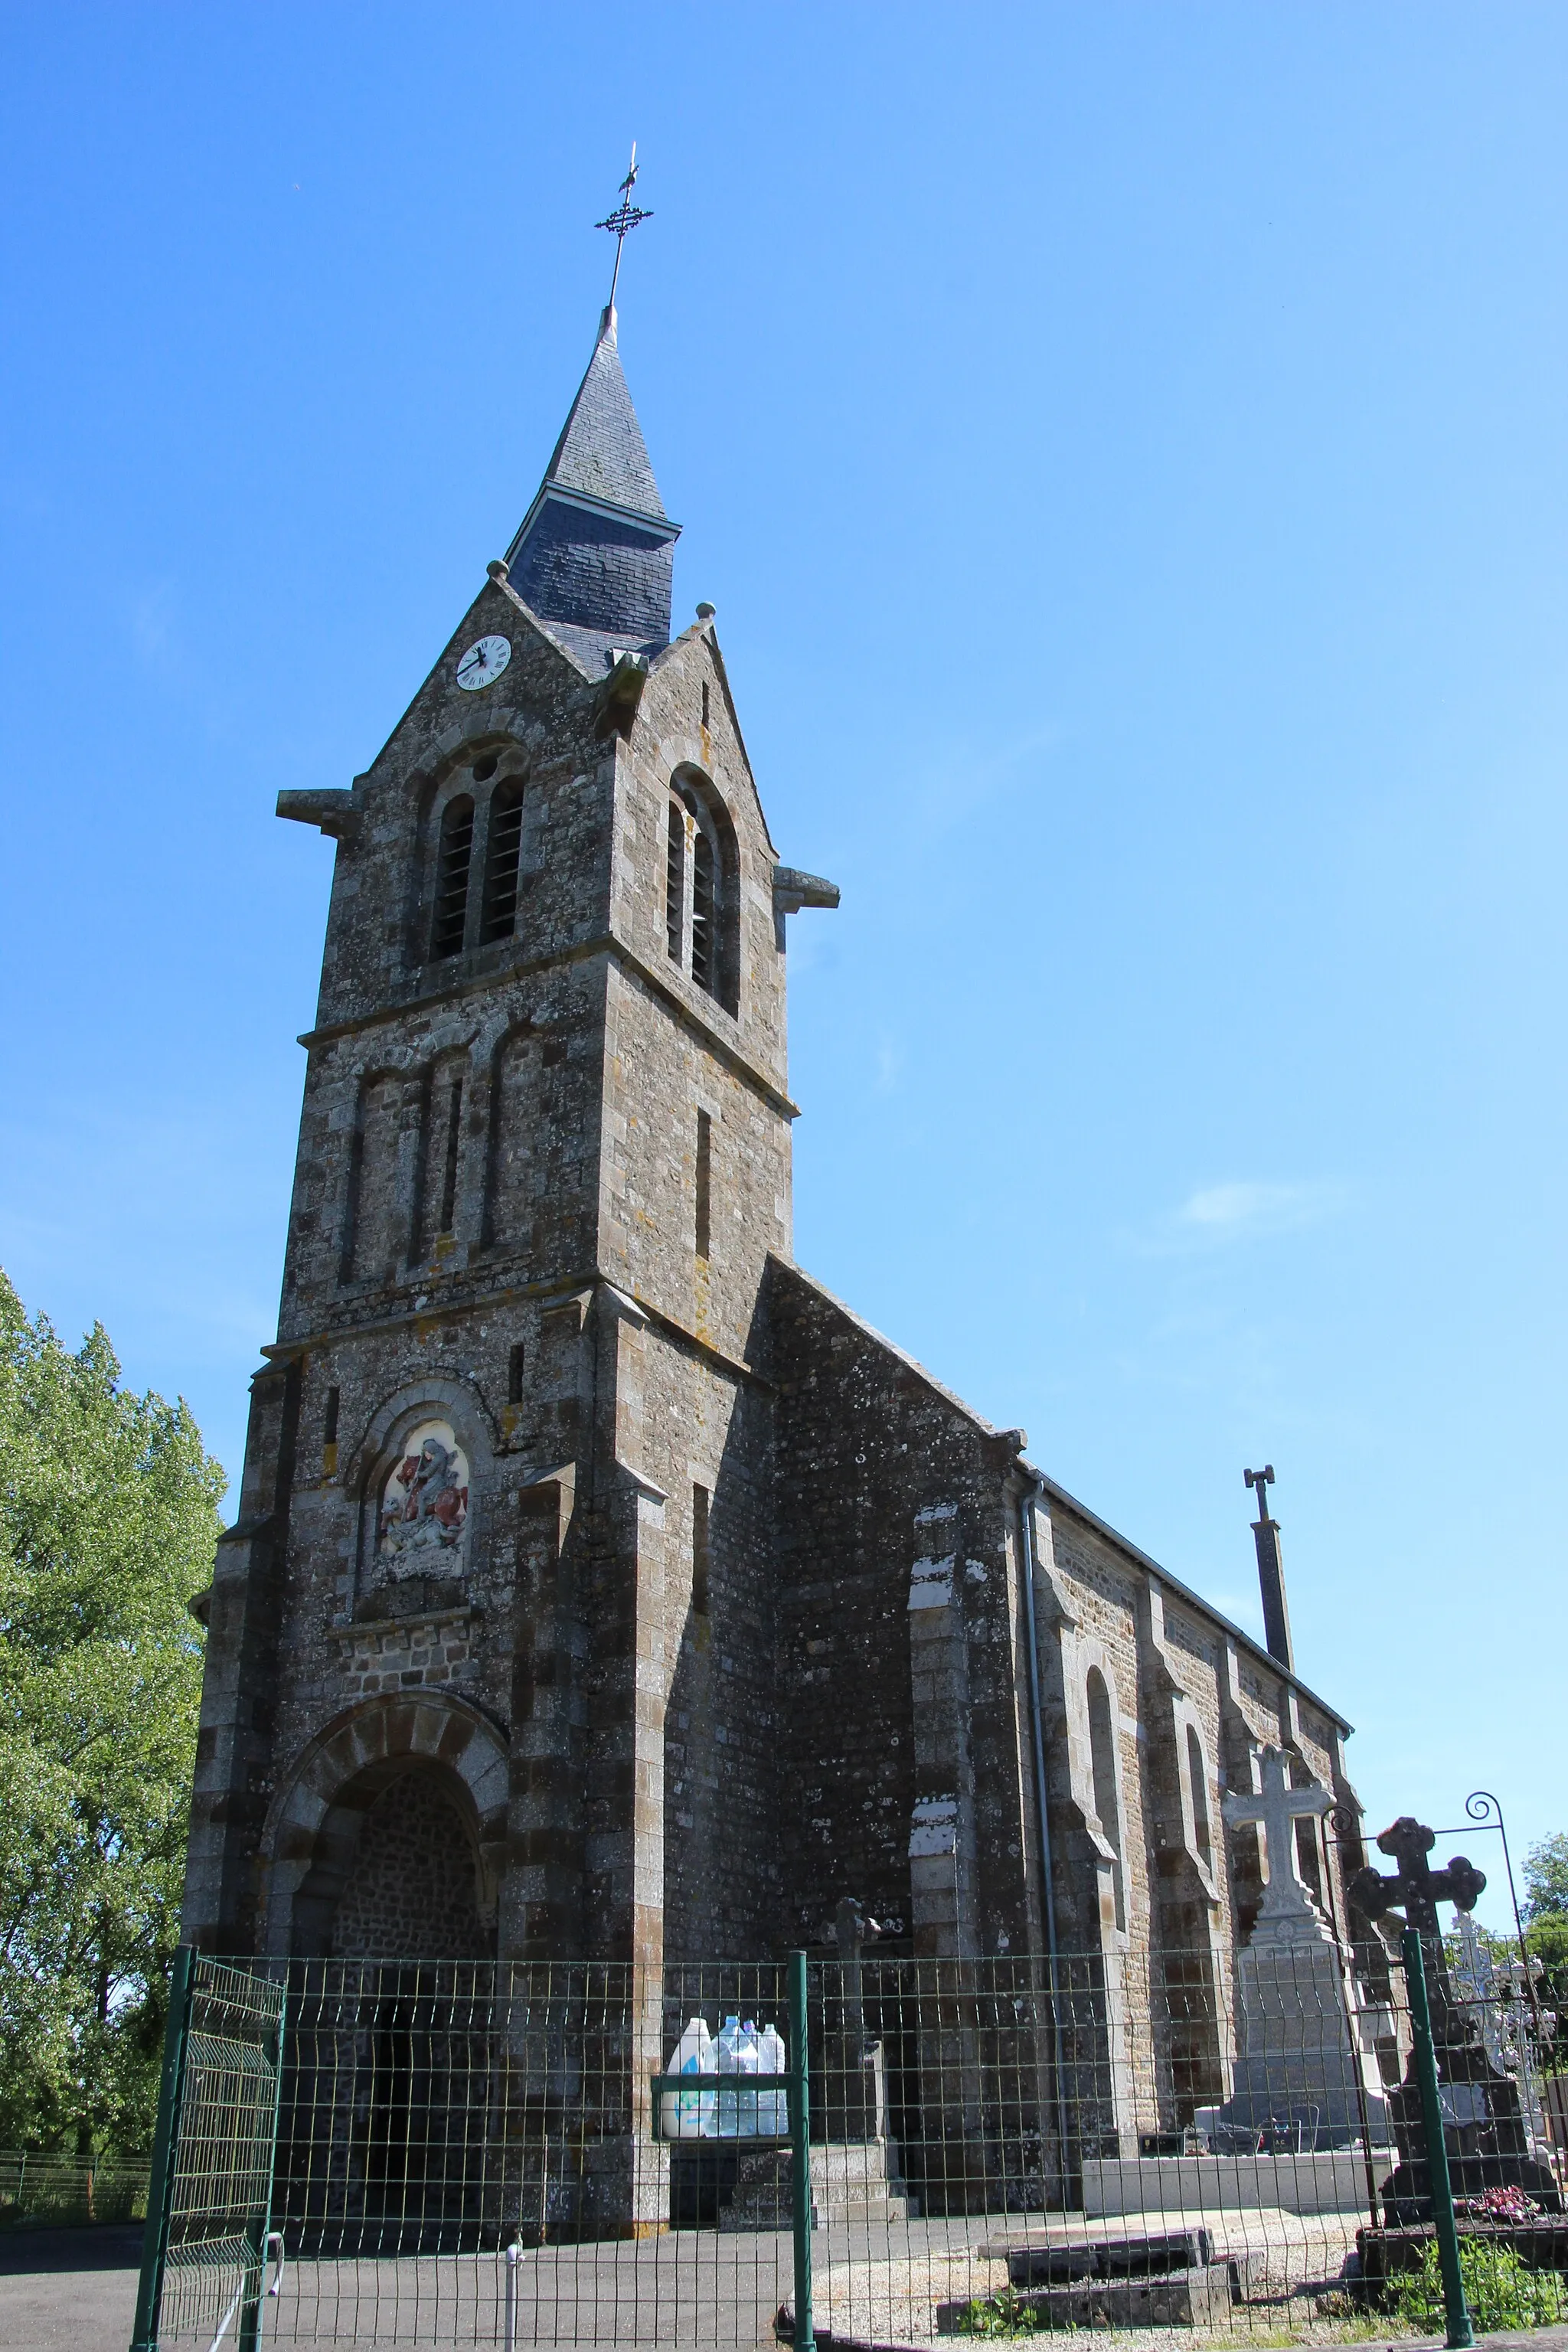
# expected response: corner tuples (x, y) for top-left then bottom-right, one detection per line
(345, 1376), (498, 1612)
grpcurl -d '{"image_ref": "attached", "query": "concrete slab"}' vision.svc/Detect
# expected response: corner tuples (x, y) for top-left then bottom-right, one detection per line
(1084, 2151), (1385, 2217)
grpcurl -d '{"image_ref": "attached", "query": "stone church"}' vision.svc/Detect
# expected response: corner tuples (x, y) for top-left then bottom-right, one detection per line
(181, 296), (1370, 2034)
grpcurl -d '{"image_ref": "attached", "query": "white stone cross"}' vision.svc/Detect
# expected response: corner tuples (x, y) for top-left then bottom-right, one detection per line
(1223, 1745), (1333, 1932)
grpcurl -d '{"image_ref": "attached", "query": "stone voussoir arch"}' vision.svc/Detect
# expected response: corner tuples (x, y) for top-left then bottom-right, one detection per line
(259, 1688), (509, 1956)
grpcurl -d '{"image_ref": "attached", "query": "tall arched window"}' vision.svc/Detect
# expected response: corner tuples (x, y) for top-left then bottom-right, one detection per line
(1187, 1724), (1213, 1869)
(431, 795), (475, 959)
(481, 780), (526, 943)
(665, 772), (737, 1011)
(1087, 1667), (1126, 1932)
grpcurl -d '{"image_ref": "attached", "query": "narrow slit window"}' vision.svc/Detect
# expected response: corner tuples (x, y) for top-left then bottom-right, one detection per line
(695, 1111), (711, 1263)
(339, 1126), (365, 1282)
(322, 1385), (340, 1475)
(666, 800), (685, 962)
(691, 830), (715, 992)
(508, 1341), (526, 1405)
(692, 1483), (710, 1619)
(701, 681), (710, 730)
(437, 1076), (464, 1234)
(481, 781), (526, 942)
(431, 795), (475, 959)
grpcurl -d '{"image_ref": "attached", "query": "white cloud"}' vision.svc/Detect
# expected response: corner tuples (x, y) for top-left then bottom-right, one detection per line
(1121, 1178), (1350, 1257)
(127, 578), (180, 669)
(873, 1034), (904, 1095)
(1175, 1179), (1348, 1239)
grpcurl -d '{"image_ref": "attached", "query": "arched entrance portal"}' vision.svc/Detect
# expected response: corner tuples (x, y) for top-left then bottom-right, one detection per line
(260, 1697), (509, 2252)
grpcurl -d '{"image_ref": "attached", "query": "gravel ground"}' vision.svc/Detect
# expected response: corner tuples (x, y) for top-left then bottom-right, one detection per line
(797, 2207), (1366, 2349)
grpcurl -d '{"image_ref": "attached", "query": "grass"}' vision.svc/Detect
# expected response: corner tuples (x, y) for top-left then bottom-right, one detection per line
(1388, 2239), (1567, 2335)
(949, 2238), (1568, 2345)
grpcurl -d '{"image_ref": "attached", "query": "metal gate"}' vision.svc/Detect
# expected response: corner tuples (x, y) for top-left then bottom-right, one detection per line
(131, 1951), (288, 2352)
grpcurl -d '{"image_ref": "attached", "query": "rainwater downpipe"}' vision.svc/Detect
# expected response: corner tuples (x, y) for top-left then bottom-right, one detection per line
(1017, 1467), (1073, 2194)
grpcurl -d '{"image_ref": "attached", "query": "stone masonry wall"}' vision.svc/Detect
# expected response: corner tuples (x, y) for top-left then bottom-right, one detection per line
(767, 1259), (1036, 1961)
(331, 1769), (485, 1960)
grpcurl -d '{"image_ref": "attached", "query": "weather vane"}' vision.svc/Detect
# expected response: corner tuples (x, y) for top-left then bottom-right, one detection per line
(596, 142), (652, 312)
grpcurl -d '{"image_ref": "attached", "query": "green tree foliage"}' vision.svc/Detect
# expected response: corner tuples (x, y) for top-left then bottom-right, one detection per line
(1523, 1834), (1568, 2021)
(0, 1272), (224, 2159)
(1524, 1834), (1568, 1923)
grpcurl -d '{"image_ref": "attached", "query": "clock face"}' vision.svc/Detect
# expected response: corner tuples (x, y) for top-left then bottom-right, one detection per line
(456, 635), (511, 692)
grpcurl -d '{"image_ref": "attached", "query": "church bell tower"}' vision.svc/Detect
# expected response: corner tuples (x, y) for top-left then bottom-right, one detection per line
(181, 284), (835, 1971)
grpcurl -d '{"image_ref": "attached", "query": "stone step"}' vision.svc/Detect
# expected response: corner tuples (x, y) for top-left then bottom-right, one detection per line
(710, 2138), (919, 2232)
(818, 2192), (917, 2225)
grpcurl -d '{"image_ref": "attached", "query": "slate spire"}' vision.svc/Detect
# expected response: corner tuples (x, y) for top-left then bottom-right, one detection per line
(502, 303), (679, 673)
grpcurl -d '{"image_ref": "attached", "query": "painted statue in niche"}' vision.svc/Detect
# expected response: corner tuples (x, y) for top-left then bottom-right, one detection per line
(378, 1421), (469, 1573)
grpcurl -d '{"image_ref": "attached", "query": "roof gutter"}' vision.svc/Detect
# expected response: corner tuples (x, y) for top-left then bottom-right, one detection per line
(1014, 1462), (1073, 2195)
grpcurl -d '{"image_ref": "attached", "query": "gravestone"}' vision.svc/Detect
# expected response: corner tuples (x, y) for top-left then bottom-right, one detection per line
(1350, 1817), (1561, 2219)
(1451, 1913), (1552, 2152)
(821, 1896), (890, 2142)
(1197, 1747), (1389, 2150)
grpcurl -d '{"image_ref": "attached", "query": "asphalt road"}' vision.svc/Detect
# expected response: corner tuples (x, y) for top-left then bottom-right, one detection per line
(0, 2224), (792, 2350)
(0, 2226), (145, 2352)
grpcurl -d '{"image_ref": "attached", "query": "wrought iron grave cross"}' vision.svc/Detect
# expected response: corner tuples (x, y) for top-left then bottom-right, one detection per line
(1348, 1816), (1486, 1945)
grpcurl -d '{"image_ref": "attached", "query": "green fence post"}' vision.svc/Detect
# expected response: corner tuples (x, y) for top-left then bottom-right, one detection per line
(237, 1981), (289, 2352)
(1402, 1926), (1475, 2350)
(129, 1945), (196, 2352)
(789, 1950), (815, 2352)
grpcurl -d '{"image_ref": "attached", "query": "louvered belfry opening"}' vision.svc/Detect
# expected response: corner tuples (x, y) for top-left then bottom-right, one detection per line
(431, 796), (475, 959)
(665, 798), (686, 962)
(481, 781), (525, 943)
(691, 828), (715, 992)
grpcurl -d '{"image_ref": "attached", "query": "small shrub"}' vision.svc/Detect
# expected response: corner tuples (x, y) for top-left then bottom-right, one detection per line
(1390, 2238), (1566, 2334)
(953, 2286), (1044, 2338)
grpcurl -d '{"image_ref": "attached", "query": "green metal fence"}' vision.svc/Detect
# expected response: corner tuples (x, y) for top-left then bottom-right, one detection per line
(131, 1950), (287, 2352)
(0, 2148), (150, 2229)
(129, 1944), (1568, 2349)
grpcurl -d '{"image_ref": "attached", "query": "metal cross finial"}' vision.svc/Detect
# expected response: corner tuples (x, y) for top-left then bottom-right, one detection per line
(595, 142), (653, 312)
(1245, 1464), (1275, 1524)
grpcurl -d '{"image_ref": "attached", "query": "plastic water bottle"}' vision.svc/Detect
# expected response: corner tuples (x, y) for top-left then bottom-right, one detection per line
(737, 2020), (763, 2135)
(757, 2023), (788, 2135)
(714, 2015), (745, 2137)
(661, 2016), (715, 2140)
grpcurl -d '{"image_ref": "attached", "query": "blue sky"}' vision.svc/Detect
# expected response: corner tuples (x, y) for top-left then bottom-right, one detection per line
(2, 5), (1563, 1929)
